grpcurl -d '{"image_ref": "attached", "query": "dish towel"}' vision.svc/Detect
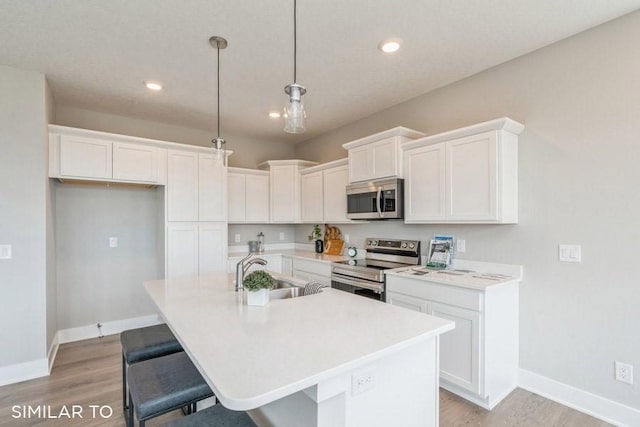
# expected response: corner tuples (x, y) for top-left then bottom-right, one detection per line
(304, 282), (329, 296)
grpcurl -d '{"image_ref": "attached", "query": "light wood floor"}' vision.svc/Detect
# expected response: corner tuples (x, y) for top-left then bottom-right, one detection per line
(0, 336), (611, 426)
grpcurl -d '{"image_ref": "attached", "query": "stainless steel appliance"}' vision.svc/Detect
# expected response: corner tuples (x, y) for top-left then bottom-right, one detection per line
(331, 238), (420, 301)
(346, 178), (403, 220)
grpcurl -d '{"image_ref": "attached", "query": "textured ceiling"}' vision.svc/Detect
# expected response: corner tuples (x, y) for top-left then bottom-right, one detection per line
(1, 0), (639, 144)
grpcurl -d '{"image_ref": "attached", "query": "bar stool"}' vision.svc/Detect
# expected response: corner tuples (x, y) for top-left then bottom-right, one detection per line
(160, 404), (256, 427)
(127, 351), (214, 427)
(121, 324), (183, 411)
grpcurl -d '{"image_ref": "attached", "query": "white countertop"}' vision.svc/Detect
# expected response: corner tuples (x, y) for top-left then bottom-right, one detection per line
(144, 272), (453, 410)
(385, 260), (523, 291)
(228, 248), (357, 263)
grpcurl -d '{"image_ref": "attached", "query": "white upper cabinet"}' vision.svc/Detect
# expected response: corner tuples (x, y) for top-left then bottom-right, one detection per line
(58, 135), (113, 179)
(402, 117), (523, 224)
(167, 150), (199, 222)
(198, 153), (227, 222)
(228, 167), (269, 223)
(342, 127), (425, 183)
(113, 142), (164, 183)
(300, 159), (351, 223)
(49, 125), (167, 184)
(259, 160), (317, 223)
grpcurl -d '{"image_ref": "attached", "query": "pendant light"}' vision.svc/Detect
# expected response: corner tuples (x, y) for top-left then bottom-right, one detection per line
(209, 36), (228, 165)
(283, 0), (306, 134)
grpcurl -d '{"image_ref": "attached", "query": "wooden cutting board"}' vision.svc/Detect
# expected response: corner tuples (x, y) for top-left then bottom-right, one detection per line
(324, 239), (345, 255)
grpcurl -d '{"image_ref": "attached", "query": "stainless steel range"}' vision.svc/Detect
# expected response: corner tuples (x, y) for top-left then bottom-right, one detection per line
(331, 238), (421, 301)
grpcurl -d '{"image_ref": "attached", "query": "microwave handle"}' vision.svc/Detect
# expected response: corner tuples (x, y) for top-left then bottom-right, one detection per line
(376, 186), (383, 218)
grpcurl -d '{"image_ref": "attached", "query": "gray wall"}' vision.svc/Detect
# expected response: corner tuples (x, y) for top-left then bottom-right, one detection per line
(55, 183), (162, 329)
(45, 80), (57, 352)
(0, 66), (48, 367)
(55, 105), (297, 168)
(295, 11), (640, 408)
(228, 224), (296, 248)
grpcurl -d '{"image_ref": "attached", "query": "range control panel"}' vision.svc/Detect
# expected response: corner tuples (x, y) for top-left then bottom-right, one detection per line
(364, 238), (420, 256)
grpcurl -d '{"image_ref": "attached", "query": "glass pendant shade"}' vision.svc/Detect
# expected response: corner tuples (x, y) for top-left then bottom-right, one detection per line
(212, 136), (226, 162)
(284, 83), (306, 134)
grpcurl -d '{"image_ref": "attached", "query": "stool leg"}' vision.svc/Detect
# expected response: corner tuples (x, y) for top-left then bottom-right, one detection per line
(128, 392), (134, 427)
(122, 353), (128, 411)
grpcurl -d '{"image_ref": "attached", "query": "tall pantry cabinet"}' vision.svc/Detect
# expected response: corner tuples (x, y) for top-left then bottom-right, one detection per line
(166, 149), (228, 278)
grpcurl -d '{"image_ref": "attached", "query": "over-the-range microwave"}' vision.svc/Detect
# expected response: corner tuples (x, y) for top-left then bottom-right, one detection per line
(346, 178), (403, 220)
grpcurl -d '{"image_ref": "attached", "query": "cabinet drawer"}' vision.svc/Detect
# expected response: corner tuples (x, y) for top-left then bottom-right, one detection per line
(292, 258), (331, 277)
(386, 276), (482, 311)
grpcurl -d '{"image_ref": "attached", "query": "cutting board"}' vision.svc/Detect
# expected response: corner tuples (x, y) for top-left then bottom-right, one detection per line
(324, 239), (345, 255)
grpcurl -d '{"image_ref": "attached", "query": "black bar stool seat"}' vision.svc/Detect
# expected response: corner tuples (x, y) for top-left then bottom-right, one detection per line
(160, 404), (256, 427)
(127, 352), (214, 427)
(121, 324), (183, 411)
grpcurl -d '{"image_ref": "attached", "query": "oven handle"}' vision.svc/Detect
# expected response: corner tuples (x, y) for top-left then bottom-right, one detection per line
(331, 275), (383, 293)
(376, 186), (383, 218)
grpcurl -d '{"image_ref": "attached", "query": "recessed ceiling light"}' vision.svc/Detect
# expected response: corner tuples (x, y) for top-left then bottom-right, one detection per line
(145, 81), (163, 91)
(378, 39), (402, 53)
(269, 111), (281, 119)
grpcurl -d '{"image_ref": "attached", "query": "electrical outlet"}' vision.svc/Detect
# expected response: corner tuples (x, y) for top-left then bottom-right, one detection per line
(456, 239), (466, 253)
(351, 369), (376, 396)
(0, 244), (12, 259)
(344, 234), (350, 243)
(615, 361), (634, 384)
(559, 244), (581, 262)
(109, 237), (118, 248)
(279, 232), (285, 241)
(234, 234), (241, 243)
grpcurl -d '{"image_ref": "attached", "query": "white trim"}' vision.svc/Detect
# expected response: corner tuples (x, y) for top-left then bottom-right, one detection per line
(519, 368), (640, 427)
(47, 332), (60, 373)
(0, 358), (49, 387)
(57, 314), (162, 344)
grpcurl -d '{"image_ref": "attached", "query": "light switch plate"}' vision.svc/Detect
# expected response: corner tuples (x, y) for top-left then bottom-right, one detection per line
(559, 244), (581, 262)
(109, 237), (118, 248)
(0, 244), (12, 259)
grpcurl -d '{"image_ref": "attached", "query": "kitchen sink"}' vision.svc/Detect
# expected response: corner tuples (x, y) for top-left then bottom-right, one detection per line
(270, 280), (304, 300)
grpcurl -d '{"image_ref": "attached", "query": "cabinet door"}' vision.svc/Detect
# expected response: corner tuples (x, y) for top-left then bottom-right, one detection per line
(348, 145), (371, 183)
(59, 135), (112, 179)
(167, 150), (199, 221)
(112, 142), (158, 183)
(428, 301), (482, 395)
(166, 223), (198, 279)
(198, 222), (227, 274)
(270, 165), (298, 222)
(228, 173), (246, 223)
(371, 138), (397, 179)
(387, 292), (429, 313)
(323, 165), (349, 222)
(447, 132), (497, 220)
(404, 144), (446, 222)
(281, 257), (293, 276)
(300, 171), (324, 223)
(245, 174), (270, 223)
(199, 154), (227, 221)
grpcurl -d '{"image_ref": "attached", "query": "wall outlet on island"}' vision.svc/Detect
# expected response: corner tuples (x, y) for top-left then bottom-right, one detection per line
(615, 361), (633, 384)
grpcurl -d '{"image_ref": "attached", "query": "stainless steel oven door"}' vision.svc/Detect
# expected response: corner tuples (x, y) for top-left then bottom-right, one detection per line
(330, 273), (385, 301)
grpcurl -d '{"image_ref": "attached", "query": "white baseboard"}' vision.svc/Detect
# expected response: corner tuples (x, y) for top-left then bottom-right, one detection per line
(0, 358), (49, 387)
(519, 368), (640, 427)
(47, 332), (60, 373)
(57, 314), (162, 344)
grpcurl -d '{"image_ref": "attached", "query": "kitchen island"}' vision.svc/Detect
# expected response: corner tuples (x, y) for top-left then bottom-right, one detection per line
(144, 272), (454, 427)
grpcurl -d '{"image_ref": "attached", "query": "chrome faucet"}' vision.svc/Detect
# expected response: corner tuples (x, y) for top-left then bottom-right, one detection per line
(235, 253), (268, 291)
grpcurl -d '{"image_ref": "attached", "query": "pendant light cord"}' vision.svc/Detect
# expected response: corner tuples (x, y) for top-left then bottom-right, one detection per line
(293, 0), (297, 84)
(217, 44), (221, 138)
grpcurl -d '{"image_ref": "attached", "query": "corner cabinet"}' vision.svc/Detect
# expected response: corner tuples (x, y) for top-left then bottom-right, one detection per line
(402, 117), (524, 224)
(386, 273), (519, 410)
(342, 127), (425, 183)
(300, 159), (352, 223)
(228, 167), (270, 223)
(258, 160), (317, 223)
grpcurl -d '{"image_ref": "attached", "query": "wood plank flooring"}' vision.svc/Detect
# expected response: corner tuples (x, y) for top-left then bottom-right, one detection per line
(0, 335), (611, 426)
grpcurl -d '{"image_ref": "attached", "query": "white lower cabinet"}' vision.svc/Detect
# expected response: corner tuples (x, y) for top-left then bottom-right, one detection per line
(291, 258), (331, 287)
(386, 274), (518, 409)
(167, 222), (227, 279)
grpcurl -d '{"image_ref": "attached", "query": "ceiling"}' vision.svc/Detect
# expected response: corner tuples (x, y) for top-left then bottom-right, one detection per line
(1, 1), (639, 144)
